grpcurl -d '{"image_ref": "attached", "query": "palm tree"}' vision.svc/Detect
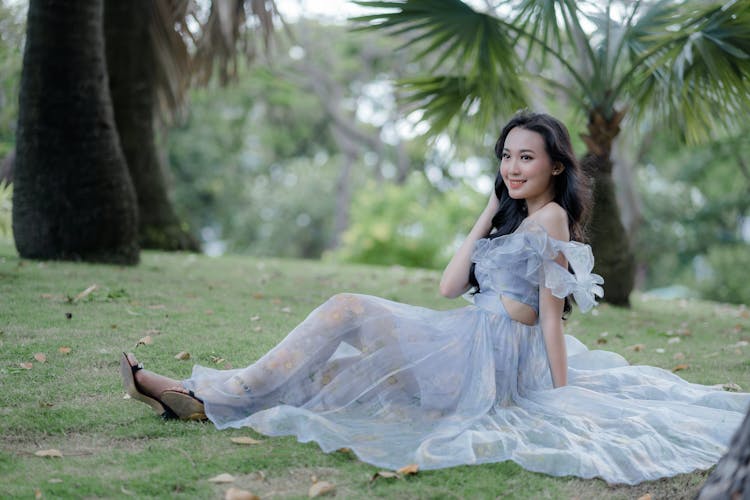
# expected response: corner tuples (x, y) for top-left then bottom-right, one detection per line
(13, 0), (278, 262)
(353, 0), (750, 305)
(103, 0), (277, 251)
(14, 0), (139, 264)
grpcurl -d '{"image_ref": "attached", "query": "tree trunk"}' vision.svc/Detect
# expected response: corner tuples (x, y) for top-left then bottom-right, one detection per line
(103, 0), (198, 251)
(697, 407), (750, 499)
(13, 0), (139, 264)
(580, 109), (635, 306)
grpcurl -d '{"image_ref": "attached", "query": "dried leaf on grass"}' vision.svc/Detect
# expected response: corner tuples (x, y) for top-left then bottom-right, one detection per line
(208, 473), (236, 484)
(20, 362), (33, 370)
(397, 464), (419, 475)
(34, 353), (47, 363)
(58, 346), (72, 355)
(722, 383), (743, 392)
(136, 335), (153, 347)
(370, 470), (400, 483)
(369, 463), (419, 484)
(35, 449), (63, 458)
(672, 364), (689, 372)
(225, 487), (260, 500)
(74, 284), (98, 302)
(230, 436), (262, 445)
(308, 480), (335, 498)
(174, 351), (191, 360)
(626, 344), (646, 352)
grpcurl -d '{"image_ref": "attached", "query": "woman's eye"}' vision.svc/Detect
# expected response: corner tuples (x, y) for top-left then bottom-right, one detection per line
(521, 155), (532, 160)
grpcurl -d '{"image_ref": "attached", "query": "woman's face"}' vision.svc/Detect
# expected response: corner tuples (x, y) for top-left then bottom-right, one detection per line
(499, 127), (556, 211)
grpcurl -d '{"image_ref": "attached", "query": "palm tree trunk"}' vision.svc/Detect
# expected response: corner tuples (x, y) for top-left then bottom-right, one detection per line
(103, 0), (199, 251)
(697, 406), (750, 499)
(13, 0), (139, 264)
(580, 109), (635, 306)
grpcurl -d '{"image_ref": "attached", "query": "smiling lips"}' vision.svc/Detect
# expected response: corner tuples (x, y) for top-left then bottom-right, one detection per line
(507, 179), (526, 189)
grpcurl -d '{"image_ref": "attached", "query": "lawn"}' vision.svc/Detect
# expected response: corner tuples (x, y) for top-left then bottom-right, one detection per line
(1, 241), (748, 499)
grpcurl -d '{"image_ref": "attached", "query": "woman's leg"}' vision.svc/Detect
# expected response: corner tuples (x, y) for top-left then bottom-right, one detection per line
(124, 352), (184, 399)
(209, 293), (394, 398)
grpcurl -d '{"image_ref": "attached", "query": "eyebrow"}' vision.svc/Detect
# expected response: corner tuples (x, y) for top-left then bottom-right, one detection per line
(502, 148), (536, 153)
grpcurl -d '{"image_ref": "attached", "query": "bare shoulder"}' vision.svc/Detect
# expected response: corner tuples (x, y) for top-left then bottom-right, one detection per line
(529, 202), (569, 241)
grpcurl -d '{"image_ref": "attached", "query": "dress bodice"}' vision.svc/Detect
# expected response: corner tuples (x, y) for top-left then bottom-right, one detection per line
(470, 220), (603, 314)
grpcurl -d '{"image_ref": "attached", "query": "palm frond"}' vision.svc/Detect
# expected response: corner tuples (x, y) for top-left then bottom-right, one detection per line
(625, 0), (750, 143)
(193, 0), (279, 85)
(352, 0), (527, 131)
(150, 0), (193, 121)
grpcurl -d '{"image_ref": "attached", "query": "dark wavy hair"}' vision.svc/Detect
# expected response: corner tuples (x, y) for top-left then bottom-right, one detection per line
(469, 111), (592, 317)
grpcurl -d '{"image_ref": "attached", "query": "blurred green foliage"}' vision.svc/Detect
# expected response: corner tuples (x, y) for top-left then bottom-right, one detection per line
(334, 172), (483, 269)
(635, 129), (750, 303)
(0, 180), (11, 240)
(700, 244), (750, 305)
(0, 1), (24, 160)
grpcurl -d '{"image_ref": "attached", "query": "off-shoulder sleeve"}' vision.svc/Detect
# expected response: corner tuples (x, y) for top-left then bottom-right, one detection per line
(471, 221), (604, 313)
(542, 240), (604, 312)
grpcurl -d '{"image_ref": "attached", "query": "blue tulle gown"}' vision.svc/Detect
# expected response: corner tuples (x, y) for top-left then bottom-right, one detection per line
(183, 220), (750, 485)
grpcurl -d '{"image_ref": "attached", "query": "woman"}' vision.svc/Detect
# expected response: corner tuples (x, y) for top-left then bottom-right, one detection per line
(122, 111), (749, 485)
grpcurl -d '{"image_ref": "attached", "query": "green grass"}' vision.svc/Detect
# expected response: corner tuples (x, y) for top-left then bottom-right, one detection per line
(0, 241), (748, 499)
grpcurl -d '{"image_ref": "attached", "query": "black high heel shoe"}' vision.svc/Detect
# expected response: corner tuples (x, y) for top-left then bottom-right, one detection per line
(120, 352), (206, 421)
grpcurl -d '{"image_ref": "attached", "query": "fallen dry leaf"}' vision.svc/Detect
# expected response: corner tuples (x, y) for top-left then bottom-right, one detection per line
(672, 364), (689, 372)
(174, 351), (191, 360)
(58, 347), (72, 355)
(208, 473), (235, 484)
(637, 494), (652, 500)
(74, 284), (98, 302)
(34, 353), (47, 363)
(230, 437), (262, 445)
(252, 293), (264, 299)
(308, 481), (335, 498)
(136, 335), (153, 347)
(35, 488), (42, 499)
(596, 338), (607, 345)
(280, 306), (292, 314)
(626, 344), (645, 352)
(397, 464), (419, 476)
(673, 352), (685, 360)
(19, 362), (33, 370)
(225, 487), (260, 500)
(210, 355), (225, 364)
(722, 383), (743, 392)
(35, 449), (63, 458)
(250, 315), (260, 322)
(370, 470), (401, 483)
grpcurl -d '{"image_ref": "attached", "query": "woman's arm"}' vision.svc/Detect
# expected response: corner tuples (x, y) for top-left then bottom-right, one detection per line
(439, 192), (499, 298)
(533, 203), (570, 388)
(539, 287), (567, 387)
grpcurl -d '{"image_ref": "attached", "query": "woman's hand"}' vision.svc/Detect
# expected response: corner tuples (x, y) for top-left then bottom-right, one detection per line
(439, 189), (499, 298)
